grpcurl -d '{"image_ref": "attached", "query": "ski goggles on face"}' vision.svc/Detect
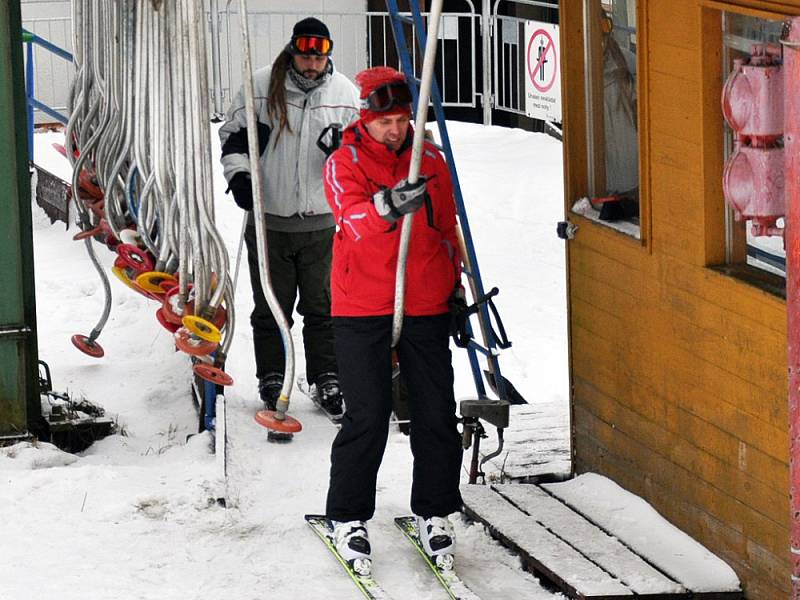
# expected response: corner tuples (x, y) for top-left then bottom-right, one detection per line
(290, 35), (333, 56)
(360, 81), (413, 112)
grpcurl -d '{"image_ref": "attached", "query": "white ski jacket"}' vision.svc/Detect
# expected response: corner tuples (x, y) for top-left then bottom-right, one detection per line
(219, 63), (359, 219)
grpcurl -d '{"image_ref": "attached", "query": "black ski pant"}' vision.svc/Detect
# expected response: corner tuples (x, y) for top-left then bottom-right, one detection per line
(326, 314), (463, 522)
(244, 223), (337, 383)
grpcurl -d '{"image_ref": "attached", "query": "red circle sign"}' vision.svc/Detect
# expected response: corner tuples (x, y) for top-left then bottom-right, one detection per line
(527, 28), (557, 92)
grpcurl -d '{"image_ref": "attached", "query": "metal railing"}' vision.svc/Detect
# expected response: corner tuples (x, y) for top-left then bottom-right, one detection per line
(214, 6), (479, 110)
(490, 0), (559, 119)
(21, 16), (74, 120)
(21, 27), (73, 160)
(19, 3), (565, 130)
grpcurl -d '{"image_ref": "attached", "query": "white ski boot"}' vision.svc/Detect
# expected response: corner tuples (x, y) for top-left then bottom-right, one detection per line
(333, 520), (372, 576)
(417, 515), (455, 570)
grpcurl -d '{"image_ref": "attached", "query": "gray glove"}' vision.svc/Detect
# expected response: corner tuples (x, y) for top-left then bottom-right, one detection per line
(373, 177), (428, 223)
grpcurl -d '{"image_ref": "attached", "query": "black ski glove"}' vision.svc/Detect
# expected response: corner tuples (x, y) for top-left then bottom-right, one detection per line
(448, 285), (472, 348)
(373, 176), (428, 223)
(227, 172), (253, 211)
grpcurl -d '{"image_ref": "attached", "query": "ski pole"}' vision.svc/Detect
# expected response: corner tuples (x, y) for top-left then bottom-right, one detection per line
(392, 0), (445, 348)
(237, 0), (300, 435)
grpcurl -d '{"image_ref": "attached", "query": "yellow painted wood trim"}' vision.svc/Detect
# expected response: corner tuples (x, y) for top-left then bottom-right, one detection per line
(701, 0), (799, 18)
(638, 0), (653, 254)
(698, 6), (726, 266)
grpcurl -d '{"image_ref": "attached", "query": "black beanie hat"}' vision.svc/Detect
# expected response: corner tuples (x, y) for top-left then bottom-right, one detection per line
(292, 17), (330, 40)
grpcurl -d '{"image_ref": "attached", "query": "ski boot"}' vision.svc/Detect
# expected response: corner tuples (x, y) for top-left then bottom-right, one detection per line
(417, 515), (455, 570)
(333, 520), (372, 576)
(258, 373), (283, 411)
(314, 372), (344, 420)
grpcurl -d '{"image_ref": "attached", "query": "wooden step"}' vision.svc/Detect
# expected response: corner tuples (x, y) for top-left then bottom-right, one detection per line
(462, 484), (742, 600)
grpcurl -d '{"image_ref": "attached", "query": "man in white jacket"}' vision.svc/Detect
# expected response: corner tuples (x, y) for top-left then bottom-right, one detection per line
(219, 17), (359, 416)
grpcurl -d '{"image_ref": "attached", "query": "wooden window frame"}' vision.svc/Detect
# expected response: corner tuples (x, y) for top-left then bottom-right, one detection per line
(568, 0), (652, 249)
(699, 0), (791, 298)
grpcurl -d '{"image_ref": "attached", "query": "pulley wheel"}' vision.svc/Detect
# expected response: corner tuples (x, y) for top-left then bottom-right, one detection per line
(71, 334), (105, 358)
(193, 363), (234, 386)
(255, 410), (303, 433)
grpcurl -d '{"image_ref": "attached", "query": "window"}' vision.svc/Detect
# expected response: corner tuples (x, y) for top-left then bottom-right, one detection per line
(721, 13), (786, 279)
(572, 0), (640, 237)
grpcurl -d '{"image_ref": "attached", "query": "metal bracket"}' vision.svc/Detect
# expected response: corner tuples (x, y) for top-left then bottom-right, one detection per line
(557, 220), (578, 240)
(460, 398), (510, 429)
(0, 325), (32, 339)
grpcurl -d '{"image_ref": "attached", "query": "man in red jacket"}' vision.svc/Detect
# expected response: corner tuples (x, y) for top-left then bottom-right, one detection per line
(322, 66), (463, 576)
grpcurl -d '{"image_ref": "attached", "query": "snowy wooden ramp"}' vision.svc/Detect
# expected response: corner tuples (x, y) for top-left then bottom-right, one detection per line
(462, 484), (742, 600)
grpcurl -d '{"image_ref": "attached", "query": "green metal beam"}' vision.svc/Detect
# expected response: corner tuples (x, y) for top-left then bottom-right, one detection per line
(0, 0), (41, 438)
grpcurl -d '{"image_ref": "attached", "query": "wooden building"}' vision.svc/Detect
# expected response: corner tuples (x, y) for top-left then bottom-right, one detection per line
(559, 1), (799, 597)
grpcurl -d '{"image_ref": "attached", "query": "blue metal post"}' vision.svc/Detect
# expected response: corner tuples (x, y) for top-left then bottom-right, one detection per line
(25, 40), (33, 162)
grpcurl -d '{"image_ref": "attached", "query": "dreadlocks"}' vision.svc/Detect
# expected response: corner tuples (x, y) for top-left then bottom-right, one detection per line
(267, 50), (294, 143)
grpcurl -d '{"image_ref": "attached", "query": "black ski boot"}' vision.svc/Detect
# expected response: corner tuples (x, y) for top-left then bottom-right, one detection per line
(258, 373), (283, 411)
(314, 372), (344, 419)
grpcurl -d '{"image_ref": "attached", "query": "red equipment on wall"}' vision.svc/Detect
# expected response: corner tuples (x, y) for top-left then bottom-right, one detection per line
(721, 44), (785, 237)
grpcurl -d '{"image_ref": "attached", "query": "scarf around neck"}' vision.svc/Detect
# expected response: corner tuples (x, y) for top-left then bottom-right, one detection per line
(288, 59), (333, 93)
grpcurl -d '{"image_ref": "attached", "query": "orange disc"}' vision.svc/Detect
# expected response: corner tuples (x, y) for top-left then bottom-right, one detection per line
(193, 363), (234, 386)
(174, 327), (218, 357)
(255, 410), (303, 433)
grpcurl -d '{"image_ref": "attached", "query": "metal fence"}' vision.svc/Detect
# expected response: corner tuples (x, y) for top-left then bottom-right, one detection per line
(21, 16), (74, 122)
(22, 2), (561, 127)
(490, 0), (560, 118)
(215, 6), (479, 113)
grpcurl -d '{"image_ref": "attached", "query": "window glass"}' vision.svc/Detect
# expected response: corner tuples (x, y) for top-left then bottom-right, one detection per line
(573, 0), (639, 232)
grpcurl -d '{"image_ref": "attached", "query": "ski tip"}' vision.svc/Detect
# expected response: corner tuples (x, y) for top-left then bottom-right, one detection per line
(305, 513), (328, 522)
(394, 515), (415, 525)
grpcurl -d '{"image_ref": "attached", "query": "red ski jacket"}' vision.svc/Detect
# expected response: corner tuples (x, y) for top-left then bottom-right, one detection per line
(323, 121), (461, 317)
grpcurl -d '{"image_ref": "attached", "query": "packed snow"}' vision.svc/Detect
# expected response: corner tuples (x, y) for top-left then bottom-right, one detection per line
(0, 122), (738, 599)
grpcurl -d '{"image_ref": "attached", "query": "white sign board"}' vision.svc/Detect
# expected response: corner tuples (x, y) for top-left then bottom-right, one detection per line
(524, 21), (562, 122)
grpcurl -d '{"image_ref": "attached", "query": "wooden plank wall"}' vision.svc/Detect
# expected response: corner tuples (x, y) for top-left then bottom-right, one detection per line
(560, 1), (800, 598)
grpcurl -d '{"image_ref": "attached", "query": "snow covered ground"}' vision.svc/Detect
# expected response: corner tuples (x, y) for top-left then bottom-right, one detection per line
(1, 123), (738, 599)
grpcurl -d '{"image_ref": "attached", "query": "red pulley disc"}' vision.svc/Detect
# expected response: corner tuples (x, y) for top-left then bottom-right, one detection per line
(155, 308), (180, 333)
(254, 410), (303, 433)
(159, 279), (179, 293)
(174, 327), (218, 357)
(78, 169), (104, 200)
(71, 334), (105, 358)
(161, 284), (194, 325)
(211, 305), (227, 330)
(193, 363), (234, 386)
(116, 243), (155, 274)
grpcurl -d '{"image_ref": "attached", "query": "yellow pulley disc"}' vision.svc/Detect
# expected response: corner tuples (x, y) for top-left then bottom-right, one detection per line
(182, 314), (222, 343)
(136, 271), (177, 293)
(111, 265), (137, 290)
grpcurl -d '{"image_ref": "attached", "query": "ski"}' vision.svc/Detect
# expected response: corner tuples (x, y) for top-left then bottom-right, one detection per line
(305, 514), (394, 600)
(394, 516), (481, 600)
(297, 377), (343, 425)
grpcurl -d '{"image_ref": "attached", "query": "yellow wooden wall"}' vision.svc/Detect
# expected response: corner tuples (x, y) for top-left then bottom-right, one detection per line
(560, 1), (800, 597)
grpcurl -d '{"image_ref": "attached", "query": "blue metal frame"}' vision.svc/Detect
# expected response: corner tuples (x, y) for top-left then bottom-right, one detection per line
(22, 29), (73, 161)
(386, 0), (510, 401)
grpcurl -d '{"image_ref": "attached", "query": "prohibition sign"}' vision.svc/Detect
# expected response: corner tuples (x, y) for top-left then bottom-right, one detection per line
(527, 28), (557, 92)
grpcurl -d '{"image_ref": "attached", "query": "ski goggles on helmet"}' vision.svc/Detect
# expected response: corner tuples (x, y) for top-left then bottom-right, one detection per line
(289, 35), (333, 56)
(360, 81), (413, 112)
